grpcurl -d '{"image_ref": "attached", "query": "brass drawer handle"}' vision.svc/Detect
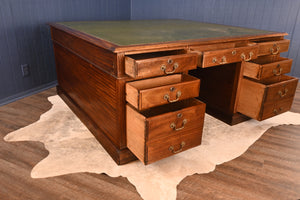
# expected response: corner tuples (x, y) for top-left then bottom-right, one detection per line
(161, 63), (179, 74)
(219, 56), (227, 64)
(212, 57), (217, 63)
(278, 88), (288, 98)
(170, 119), (187, 131)
(212, 56), (227, 64)
(273, 107), (283, 114)
(270, 44), (280, 55)
(169, 141), (185, 154)
(164, 91), (181, 103)
(241, 52), (254, 61)
(273, 64), (283, 76)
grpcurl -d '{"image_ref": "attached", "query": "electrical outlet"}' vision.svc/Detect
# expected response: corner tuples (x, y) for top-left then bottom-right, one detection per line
(21, 64), (30, 77)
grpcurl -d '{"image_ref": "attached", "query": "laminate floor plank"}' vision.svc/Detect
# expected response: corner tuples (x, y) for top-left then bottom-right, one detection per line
(0, 85), (300, 200)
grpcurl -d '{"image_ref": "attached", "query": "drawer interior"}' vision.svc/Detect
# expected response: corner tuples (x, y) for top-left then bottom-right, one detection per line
(126, 49), (186, 60)
(139, 98), (204, 118)
(250, 37), (283, 43)
(126, 73), (197, 90)
(251, 75), (295, 85)
(249, 55), (288, 65)
(190, 41), (255, 52)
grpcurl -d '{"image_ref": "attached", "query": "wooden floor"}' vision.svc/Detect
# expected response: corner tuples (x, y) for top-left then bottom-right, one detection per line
(0, 86), (299, 200)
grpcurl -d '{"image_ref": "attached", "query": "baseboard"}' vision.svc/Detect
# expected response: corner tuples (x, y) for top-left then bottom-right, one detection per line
(0, 81), (58, 107)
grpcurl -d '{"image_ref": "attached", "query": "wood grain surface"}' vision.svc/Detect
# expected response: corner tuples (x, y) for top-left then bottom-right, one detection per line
(124, 52), (198, 79)
(126, 74), (200, 110)
(0, 86), (299, 200)
(126, 99), (205, 164)
(243, 55), (293, 80)
(237, 76), (298, 120)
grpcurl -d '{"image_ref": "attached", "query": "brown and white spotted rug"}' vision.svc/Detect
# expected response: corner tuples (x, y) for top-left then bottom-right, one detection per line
(4, 95), (300, 200)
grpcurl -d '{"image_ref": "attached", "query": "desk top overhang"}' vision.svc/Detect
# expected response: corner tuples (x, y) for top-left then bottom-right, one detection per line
(50, 19), (287, 53)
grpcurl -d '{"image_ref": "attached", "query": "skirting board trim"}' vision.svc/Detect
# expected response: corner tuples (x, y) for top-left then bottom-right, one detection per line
(0, 80), (58, 107)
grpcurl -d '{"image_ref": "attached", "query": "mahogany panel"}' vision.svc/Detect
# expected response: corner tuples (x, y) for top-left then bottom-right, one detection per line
(263, 76), (298, 102)
(192, 43), (259, 68)
(261, 97), (295, 120)
(126, 99), (205, 165)
(125, 51), (198, 79)
(53, 42), (126, 149)
(236, 78), (266, 120)
(126, 74), (200, 110)
(58, 87), (136, 165)
(237, 76), (298, 120)
(51, 27), (116, 76)
(189, 41), (240, 66)
(255, 39), (290, 56)
(243, 55), (293, 80)
(126, 105), (147, 163)
(147, 131), (202, 164)
(145, 99), (205, 141)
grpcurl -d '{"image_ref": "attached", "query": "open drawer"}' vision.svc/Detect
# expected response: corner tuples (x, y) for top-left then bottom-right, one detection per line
(252, 39), (290, 56)
(189, 41), (258, 68)
(126, 74), (200, 110)
(243, 55), (293, 80)
(126, 98), (206, 164)
(237, 75), (298, 121)
(125, 50), (198, 78)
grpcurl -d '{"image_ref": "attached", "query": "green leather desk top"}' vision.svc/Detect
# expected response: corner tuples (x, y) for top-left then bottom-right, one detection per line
(59, 20), (278, 46)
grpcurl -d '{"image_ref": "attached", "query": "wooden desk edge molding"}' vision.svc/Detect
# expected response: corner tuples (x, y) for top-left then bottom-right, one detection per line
(49, 20), (298, 165)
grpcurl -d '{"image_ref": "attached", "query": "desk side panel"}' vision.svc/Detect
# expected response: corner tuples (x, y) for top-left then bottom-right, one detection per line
(52, 42), (126, 149)
(51, 27), (116, 75)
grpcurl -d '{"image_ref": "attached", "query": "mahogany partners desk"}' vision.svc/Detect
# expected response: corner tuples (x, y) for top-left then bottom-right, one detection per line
(49, 20), (298, 165)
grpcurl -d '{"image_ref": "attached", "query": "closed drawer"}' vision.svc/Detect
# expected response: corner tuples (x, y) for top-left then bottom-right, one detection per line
(125, 50), (198, 78)
(190, 42), (258, 68)
(126, 74), (200, 110)
(254, 39), (290, 56)
(243, 55), (293, 80)
(237, 75), (298, 121)
(126, 98), (206, 164)
(260, 98), (295, 120)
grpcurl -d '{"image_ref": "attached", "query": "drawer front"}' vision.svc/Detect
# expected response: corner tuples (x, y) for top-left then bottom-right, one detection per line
(125, 52), (198, 78)
(257, 39), (290, 56)
(146, 99), (205, 141)
(264, 76), (298, 102)
(126, 74), (200, 110)
(243, 56), (293, 80)
(202, 45), (258, 67)
(237, 76), (298, 120)
(126, 99), (206, 164)
(260, 98), (294, 121)
(147, 131), (202, 164)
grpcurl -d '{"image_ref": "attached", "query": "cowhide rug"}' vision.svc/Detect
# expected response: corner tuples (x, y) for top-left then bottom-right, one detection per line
(4, 95), (300, 200)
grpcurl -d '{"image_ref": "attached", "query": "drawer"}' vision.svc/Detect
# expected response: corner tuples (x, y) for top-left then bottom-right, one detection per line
(237, 75), (298, 121)
(243, 55), (293, 80)
(126, 74), (200, 110)
(190, 41), (258, 68)
(125, 50), (198, 78)
(126, 98), (206, 164)
(254, 39), (290, 56)
(260, 98), (295, 120)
